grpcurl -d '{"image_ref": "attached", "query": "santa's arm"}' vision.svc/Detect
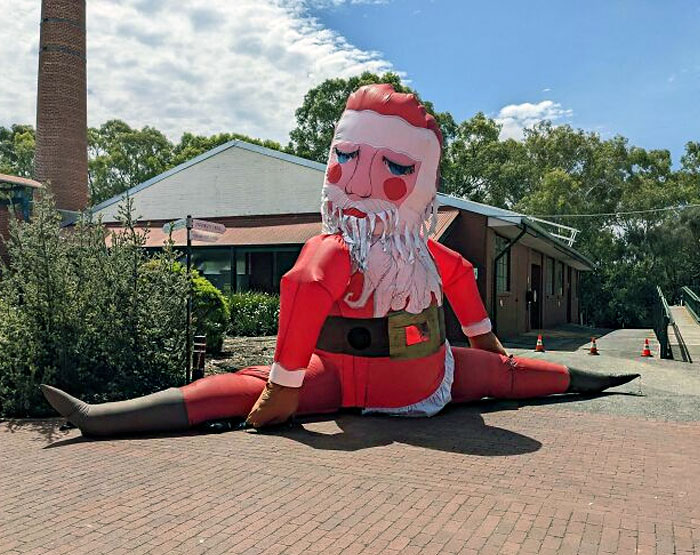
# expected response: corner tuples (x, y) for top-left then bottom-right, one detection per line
(269, 234), (352, 387)
(246, 235), (351, 427)
(427, 240), (507, 355)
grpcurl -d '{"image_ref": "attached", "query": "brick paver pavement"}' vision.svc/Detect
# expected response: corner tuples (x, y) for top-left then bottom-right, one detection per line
(2, 405), (699, 554)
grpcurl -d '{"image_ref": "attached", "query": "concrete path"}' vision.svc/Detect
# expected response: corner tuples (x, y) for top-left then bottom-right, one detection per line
(503, 325), (660, 361)
(505, 349), (700, 423)
(501, 324), (613, 353)
(503, 324), (700, 422)
(670, 306), (700, 363)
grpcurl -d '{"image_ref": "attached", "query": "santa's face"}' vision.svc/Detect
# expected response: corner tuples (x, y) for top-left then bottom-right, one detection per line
(323, 109), (441, 233)
(326, 141), (422, 209)
(320, 102), (444, 315)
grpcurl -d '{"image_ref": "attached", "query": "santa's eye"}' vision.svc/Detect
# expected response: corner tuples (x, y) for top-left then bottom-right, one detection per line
(383, 157), (415, 176)
(335, 147), (358, 163)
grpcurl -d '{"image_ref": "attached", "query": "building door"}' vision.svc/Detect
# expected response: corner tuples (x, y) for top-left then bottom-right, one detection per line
(249, 251), (274, 292)
(566, 266), (572, 323)
(529, 264), (542, 330)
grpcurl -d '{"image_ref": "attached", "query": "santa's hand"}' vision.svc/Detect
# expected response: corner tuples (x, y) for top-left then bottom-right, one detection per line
(245, 382), (300, 428)
(469, 331), (508, 356)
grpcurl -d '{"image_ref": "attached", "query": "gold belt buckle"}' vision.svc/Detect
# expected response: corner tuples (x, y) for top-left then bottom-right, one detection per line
(388, 304), (441, 360)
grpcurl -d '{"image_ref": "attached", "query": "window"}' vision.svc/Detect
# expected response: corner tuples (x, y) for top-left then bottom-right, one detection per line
(234, 247), (301, 293)
(177, 246), (302, 294)
(494, 235), (511, 293)
(556, 262), (564, 296)
(546, 257), (554, 295)
(191, 248), (233, 293)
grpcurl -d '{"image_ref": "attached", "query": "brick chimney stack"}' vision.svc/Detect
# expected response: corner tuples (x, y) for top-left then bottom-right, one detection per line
(35, 0), (88, 212)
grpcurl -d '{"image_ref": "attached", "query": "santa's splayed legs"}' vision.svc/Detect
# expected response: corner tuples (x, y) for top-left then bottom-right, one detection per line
(41, 351), (638, 437)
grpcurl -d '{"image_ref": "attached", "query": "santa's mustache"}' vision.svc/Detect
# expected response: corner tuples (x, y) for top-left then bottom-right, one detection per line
(322, 186), (400, 239)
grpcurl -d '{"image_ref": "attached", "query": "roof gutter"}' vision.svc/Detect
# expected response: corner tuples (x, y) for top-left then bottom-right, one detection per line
(491, 224), (527, 336)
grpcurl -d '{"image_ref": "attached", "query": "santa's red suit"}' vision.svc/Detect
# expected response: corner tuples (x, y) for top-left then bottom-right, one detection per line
(182, 234), (569, 425)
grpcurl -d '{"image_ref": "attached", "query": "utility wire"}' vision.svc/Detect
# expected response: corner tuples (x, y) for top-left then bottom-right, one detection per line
(524, 203), (700, 219)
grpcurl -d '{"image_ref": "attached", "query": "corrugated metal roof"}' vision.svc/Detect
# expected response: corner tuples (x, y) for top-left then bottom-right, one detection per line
(437, 193), (524, 222)
(90, 140), (326, 216)
(0, 173), (42, 189)
(104, 209), (459, 248)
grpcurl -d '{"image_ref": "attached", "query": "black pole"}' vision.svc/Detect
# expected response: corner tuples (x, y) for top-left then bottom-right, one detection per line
(186, 214), (193, 384)
(491, 225), (527, 336)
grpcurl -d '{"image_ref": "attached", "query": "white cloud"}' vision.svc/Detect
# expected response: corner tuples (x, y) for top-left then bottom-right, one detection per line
(495, 100), (573, 140)
(298, 0), (390, 6)
(0, 0), (395, 143)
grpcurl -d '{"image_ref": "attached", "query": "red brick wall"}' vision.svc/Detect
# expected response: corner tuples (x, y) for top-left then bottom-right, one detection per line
(440, 212), (489, 343)
(34, 0), (88, 212)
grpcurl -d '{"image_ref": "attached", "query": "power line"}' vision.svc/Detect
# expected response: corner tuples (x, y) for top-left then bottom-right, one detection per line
(525, 203), (700, 219)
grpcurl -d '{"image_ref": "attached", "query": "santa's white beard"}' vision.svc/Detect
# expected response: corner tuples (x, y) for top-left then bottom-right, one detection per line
(321, 186), (442, 317)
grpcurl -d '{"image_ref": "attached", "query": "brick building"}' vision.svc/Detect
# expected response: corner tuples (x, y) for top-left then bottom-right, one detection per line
(0, 174), (42, 259)
(92, 140), (593, 339)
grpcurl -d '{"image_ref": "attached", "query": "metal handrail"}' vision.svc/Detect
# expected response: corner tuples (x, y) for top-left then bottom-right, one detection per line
(653, 286), (674, 359)
(681, 286), (700, 325)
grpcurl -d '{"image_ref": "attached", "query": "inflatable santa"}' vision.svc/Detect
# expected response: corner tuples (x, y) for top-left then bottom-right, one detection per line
(42, 84), (637, 436)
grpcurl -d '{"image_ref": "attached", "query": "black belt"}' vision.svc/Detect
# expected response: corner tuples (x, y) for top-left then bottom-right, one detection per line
(316, 304), (446, 359)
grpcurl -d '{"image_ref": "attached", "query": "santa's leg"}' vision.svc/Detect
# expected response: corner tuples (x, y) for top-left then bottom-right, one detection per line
(41, 355), (341, 437)
(450, 347), (639, 403)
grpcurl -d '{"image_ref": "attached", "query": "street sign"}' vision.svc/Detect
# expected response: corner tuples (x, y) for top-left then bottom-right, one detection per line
(192, 219), (225, 234)
(190, 229), (221, 243)
(162, 218), (187, 234)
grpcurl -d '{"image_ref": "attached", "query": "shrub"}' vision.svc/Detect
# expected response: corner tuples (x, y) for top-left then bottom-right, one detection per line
(145, 261), (230, 354)
(228, 291), (280, 336)
(191, 271), (230, 353)
(0, 194), (188, 417)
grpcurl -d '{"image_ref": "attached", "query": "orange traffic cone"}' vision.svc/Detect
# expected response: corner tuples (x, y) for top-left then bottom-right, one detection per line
(589, 337), (599, 355)
(535, 334), (545, 352)
(641, 338), (653, 357)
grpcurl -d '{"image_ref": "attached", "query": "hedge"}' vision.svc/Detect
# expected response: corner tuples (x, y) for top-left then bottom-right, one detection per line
(228, 291), (280, 336)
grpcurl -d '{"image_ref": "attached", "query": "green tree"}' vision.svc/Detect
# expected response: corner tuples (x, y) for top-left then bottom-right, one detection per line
(0, 124), (35, 178)
(171, 132), (286, 167)
(88, 120), (174, 205)
(441, 113), (531, 205)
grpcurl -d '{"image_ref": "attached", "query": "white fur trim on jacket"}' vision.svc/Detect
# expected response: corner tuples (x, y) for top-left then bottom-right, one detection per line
(362, 341), (455, 417)
(462, 318), (492, 338)
(268, 361), (306, 388)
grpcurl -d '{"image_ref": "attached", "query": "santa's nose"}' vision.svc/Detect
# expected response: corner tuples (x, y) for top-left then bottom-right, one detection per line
(344, 148), (374, 198)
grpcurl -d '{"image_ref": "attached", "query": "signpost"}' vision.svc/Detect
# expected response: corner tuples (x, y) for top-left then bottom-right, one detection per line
(185, 215), (193, 384)
(190, 229), (222, 243)
(191, 219), (225, 234)
(162, 218), (187, 234)
(163, 216), (226, 383)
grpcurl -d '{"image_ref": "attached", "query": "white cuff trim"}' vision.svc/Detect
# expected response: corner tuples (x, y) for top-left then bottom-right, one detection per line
(462, 318), (492, 338)
(268, 361), (306, 388)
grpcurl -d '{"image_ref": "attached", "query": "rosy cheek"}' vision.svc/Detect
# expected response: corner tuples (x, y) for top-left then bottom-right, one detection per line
(327, 163), (342, 184)
(383, 177), (407, 201)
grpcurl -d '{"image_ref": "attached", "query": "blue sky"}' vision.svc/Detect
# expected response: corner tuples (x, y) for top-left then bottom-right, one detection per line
(311, 0), (700, 162)
(1, 0), (698, 164)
